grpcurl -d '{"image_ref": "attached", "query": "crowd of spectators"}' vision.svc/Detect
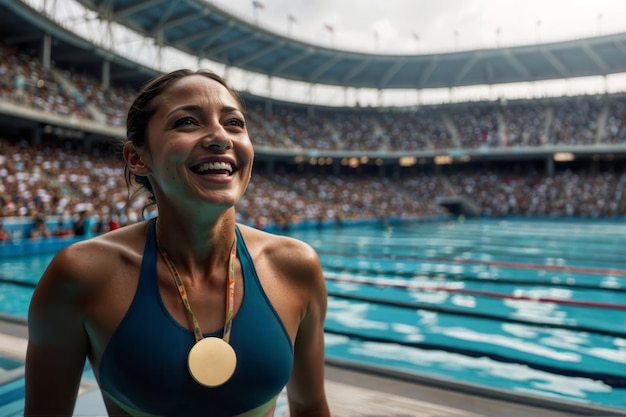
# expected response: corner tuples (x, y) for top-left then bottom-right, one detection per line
(549, 97), (603, 146)
(500, 101), (547, 147)
(63, 70), (135, 127)
(447, 166), (626, 218)
(246, 93), (626, 152)
(3, 40), (626, 154)
(605, 98), (626, 144)
(0, 136), (450, 238)
(1, 133), (625, 242)
(2, 43), (626, 241)
(0, 41), (135, 127)
(0, 42), (88, 119)
(0, 137), (147, 240)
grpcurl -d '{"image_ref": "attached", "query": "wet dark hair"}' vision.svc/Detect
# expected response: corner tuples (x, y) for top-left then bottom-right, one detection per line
(124, 69), (246, 210)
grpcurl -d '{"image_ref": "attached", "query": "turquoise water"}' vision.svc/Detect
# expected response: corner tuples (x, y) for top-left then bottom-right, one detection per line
(280, 219), (626, 409)
(0, 253), (54, 318)
(0, 356), (24, 416)
(1, 218), (625, 409)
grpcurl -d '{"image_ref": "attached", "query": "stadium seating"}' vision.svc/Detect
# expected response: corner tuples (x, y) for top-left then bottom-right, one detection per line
(1, 40), (626, 238)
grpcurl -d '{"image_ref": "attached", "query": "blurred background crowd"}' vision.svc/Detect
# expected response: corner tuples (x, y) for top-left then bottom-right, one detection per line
(1, 40), (626, 241)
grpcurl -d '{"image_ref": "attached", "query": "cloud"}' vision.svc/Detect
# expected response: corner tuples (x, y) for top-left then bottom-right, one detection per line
(217, 0), (626, 54)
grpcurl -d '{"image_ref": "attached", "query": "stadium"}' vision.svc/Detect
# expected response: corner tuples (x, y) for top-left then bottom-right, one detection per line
(0, 0), (625, 416)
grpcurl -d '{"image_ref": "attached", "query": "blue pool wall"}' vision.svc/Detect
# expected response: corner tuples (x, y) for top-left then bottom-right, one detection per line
(0, 214), (451, 259)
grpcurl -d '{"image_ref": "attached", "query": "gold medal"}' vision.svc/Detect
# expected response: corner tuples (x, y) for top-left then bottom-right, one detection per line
(188, 337), (237, 387)
(157, 226), (239, 388)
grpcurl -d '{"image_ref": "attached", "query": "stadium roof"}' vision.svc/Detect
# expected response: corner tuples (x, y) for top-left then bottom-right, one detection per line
(66, 0), (626, 90)
(3, 0), (626, 93)
(0, 0), (158, 88)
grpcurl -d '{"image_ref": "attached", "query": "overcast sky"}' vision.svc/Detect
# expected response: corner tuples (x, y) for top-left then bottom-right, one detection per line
(37, 0), (626, 105)
(214, 0), (626, 54)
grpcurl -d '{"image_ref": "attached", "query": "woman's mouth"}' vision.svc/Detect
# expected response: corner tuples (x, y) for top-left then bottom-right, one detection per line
(192, 161), (234, 175)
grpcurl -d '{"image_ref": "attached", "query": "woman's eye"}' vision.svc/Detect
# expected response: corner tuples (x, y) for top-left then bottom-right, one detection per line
(225, 118), (245, 128)
(173, 117), (198, 128)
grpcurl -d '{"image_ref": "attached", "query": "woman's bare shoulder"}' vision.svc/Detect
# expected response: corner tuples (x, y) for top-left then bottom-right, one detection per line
(237, 224), (318, 264)
(29, 222), (152, 340)
(237, 224), (323, 288)
(43, 221), (150, 288)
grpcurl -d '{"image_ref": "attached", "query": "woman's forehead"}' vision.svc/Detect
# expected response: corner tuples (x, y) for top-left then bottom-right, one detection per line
(157, 75), (241, 110)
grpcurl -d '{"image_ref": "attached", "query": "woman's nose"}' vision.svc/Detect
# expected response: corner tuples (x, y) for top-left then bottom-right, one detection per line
(201, 124), (232, 150)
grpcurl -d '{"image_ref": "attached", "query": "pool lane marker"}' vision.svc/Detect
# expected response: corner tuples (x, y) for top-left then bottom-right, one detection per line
(325, 274), (626, 310)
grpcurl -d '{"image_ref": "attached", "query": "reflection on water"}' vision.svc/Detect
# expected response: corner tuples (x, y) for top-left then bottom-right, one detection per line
(307, 219), (626, 409)
(325, 336), (618, 403)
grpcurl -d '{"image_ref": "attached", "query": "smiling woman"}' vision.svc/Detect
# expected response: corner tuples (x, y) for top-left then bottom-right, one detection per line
(24, 69), (331, 417)
(124, 71), (254, 214)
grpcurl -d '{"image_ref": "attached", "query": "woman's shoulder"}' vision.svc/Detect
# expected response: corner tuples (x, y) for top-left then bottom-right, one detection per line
(237, 224), (323, 287)
(45, 221), (150, 288)
(238, 224), (318, 262)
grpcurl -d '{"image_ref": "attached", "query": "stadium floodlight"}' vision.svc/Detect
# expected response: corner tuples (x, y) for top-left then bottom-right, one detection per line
(434, 155), (453, 165)
(399, 156), (418, 167)
(553, 152), (575, 162)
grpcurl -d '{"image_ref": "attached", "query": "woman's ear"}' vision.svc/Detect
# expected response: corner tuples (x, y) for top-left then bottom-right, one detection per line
(124, 141), (151, 176)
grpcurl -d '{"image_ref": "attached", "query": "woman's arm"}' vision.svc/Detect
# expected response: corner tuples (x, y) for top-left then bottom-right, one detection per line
(25, 245), (91, 416)
(286, 243), (331, 417)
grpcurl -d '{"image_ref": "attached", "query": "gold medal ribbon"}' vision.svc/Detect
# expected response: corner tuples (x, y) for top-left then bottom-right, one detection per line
(157, 234), (237, 344)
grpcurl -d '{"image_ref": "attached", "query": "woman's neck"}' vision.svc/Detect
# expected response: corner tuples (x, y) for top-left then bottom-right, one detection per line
(153, 211), (237, 283)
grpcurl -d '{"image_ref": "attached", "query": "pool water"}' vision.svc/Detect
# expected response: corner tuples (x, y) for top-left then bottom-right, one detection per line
(0, 253), (54, 318)
(0, 357), (21, 374)
(280, 218), (626, 409)
(1, 218), (625, 410)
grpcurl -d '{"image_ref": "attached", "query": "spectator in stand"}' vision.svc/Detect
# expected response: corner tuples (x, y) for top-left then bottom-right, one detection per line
(72, 206), (92, 237)
(28, 214), (51, 240)
(54, 219), (72, 238)
(107, 213), (120, 231)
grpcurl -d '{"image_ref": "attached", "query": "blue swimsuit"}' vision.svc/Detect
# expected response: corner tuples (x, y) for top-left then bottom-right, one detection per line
(98, 222), (294, 416)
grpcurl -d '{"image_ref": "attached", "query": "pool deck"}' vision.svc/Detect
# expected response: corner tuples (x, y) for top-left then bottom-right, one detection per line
(1, 319), (625, 417)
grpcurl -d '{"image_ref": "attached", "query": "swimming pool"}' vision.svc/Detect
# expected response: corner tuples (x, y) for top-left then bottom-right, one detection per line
(0, 355), (25, 417)
(1, 218), (625, 410)
(281, 218), (626, 410)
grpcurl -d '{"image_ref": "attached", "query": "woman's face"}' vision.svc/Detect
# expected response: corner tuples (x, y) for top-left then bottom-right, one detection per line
(140, 75), (254, 213)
